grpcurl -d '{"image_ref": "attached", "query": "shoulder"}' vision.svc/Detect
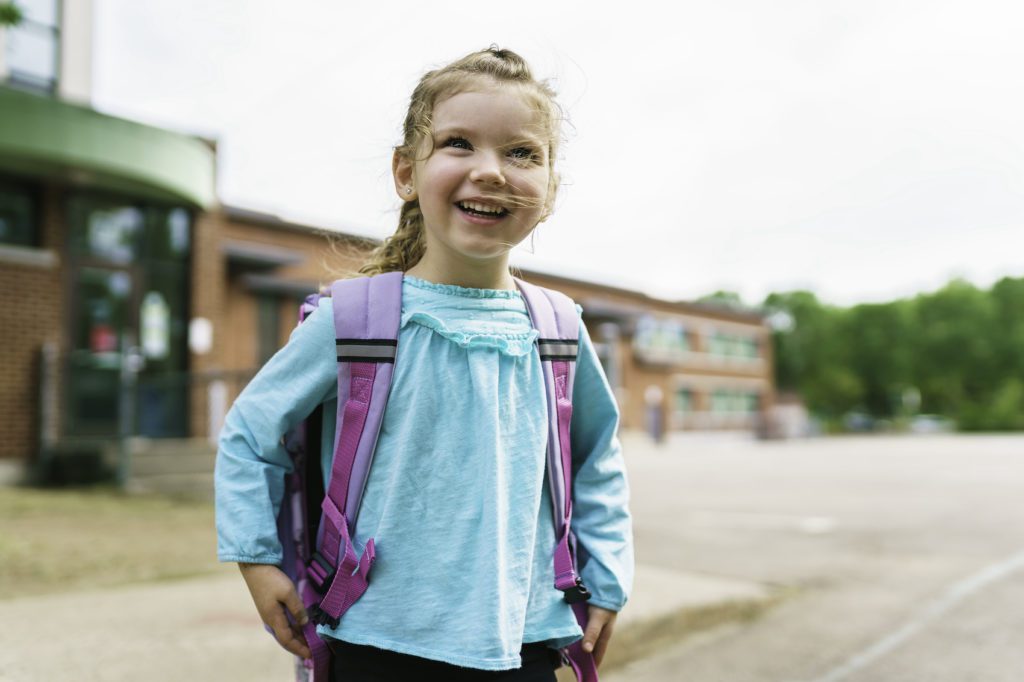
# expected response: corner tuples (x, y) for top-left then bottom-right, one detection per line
(514, 278), (581, 322)
(286, 295), (335, 347)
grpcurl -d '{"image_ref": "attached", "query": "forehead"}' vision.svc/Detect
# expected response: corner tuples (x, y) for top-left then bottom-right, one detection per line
(431, 87), (549, 141)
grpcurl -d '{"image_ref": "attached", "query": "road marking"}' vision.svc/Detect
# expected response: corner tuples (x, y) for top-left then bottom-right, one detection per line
(798, 517), (836, 535)
(805, 547), (1024, 682)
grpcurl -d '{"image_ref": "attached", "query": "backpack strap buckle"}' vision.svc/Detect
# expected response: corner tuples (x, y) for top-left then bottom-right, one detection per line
(561, 576), (592, 604)
(307, 603), (340, 629)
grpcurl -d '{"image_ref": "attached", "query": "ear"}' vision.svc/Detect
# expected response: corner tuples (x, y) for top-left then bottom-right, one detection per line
(392, 151), (417, 202)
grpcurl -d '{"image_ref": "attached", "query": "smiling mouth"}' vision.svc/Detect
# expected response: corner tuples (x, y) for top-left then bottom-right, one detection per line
(456, 201), (509, 218)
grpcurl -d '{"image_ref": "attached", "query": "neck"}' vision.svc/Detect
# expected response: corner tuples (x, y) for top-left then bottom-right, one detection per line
(405, 254), (516, 291)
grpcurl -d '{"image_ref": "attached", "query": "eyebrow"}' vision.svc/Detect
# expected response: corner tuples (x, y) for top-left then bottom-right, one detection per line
(432, 126), (546, 147)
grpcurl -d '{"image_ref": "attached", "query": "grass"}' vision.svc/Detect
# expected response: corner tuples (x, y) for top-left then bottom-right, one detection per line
(0, 486), (222, 599)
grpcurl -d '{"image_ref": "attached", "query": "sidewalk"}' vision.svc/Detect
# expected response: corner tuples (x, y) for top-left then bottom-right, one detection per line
(0, 561), (773, 681)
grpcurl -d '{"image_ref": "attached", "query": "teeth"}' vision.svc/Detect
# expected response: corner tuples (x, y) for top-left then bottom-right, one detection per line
(459, 201), (505, 215)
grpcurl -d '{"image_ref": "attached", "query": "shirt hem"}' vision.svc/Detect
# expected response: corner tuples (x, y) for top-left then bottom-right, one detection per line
(523, 626), (585, 649)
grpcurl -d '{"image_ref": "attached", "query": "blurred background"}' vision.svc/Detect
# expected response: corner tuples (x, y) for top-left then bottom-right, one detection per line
(1, 1), (1023, 681)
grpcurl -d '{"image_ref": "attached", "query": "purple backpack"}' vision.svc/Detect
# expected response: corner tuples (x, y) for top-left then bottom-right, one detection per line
(278, 272), (598, 681)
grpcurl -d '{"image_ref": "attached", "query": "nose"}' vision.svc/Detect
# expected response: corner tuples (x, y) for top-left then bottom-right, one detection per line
(469, 151), (505, 186)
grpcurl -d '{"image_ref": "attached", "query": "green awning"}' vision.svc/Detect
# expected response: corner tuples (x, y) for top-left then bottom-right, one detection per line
(0, 86), (215, 207)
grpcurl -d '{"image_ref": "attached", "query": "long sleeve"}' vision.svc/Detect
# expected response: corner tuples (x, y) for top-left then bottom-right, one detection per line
(214, 300), (337, 564)
(569, 315), (635, 612)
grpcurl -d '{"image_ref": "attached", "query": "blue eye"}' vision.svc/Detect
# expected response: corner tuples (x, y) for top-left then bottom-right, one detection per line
(508, 147), (539, 162)
(443, 136), (473, 150)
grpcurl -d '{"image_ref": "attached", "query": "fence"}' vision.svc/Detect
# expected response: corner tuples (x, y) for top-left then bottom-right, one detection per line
(35, 341), (258, 486)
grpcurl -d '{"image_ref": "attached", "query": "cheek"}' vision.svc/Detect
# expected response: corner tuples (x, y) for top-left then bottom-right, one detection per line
(422, 159), (464, 192)
(516, 170), (552, 205)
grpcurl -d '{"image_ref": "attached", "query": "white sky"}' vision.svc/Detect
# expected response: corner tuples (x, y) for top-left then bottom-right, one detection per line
(92, 0), (1024, 306)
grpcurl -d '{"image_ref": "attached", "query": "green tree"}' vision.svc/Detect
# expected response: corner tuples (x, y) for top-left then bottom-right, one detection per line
(696, 290), (748, 311)
(0, 2), (24, 27)
(990, 277), (1024, 379)
(762, 276), (1024, 430)
(845, 301), (915, 416)
(763, 291), (861, 416)
(912, 279), (997, 416)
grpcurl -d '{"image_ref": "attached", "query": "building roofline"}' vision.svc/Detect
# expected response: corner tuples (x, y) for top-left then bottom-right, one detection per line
(512, 267), (766, 323)
(0, 85), (216, 207)
(220, 204), (766, 325)
(222, 204), (378, 244)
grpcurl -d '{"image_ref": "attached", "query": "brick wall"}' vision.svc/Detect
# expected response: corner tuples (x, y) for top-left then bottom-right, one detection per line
(0, 185), (64, 460)
(188, 212), (370, 439)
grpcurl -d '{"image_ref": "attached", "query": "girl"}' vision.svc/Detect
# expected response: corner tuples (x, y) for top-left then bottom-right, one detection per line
(215, 47), (633, 681)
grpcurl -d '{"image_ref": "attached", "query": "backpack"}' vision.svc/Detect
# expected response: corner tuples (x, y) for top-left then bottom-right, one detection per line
(277, 272), (598, 681)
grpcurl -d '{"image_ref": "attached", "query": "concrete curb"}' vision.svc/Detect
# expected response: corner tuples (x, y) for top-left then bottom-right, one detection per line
(594, 565), (780, 676)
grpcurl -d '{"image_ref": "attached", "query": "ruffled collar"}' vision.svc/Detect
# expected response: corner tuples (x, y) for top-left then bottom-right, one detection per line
(400, 276), (537, 356)
(404, 275), (523, 300)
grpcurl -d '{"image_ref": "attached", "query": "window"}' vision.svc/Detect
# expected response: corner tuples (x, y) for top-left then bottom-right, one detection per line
(707, 330), (760, 360)
(710, 389), (762, 414)
(4, 0), (60, 93)
(258, 297), (281, 365)
(634, 315), (690, 361)
(675, 388), (694, 413)
(0, 178), (37, 247)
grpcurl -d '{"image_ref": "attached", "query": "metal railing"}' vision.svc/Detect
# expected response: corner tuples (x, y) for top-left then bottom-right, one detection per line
(35, 340), (259, 485)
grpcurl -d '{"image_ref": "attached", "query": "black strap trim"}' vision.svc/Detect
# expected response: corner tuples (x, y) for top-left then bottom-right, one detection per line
(336, 338), (398, 346)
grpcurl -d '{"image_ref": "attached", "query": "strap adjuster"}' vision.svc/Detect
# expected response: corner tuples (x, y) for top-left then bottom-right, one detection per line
(561, 576), (591, 604)
(307, 550), (336, 594)
(307, 603), (340, 629)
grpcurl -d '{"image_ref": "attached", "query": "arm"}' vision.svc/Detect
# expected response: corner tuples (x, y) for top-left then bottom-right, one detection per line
(570, 315), (635, 665)
(214, 298), (336, 564)
(214, 298), (337, 658)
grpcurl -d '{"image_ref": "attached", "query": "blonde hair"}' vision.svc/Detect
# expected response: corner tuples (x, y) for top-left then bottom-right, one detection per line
(359, 46), (562, 276)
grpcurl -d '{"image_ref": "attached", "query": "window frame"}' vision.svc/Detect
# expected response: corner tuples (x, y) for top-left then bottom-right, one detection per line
(4, 0), (62, 95)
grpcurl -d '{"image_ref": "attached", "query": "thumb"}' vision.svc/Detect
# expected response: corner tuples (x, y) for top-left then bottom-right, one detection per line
(282, 586), (309, 626)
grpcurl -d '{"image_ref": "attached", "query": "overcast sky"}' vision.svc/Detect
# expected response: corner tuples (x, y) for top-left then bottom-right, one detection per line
(92, 0), (1024, 306)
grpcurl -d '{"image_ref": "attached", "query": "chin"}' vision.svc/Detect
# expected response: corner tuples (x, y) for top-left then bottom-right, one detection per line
(451, 239), (515, 262)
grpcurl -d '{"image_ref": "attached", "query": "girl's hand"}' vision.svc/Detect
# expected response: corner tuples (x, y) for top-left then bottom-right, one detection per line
(238, 563), (312, 659)
(581, 605), (618, 667)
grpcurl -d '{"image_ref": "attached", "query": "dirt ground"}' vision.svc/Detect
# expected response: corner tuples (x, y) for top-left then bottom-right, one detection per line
(0, 486), (220, 599)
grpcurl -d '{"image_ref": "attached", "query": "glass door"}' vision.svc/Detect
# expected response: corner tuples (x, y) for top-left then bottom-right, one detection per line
(66, 266), (136, 436)
(66, 194), (192, 438)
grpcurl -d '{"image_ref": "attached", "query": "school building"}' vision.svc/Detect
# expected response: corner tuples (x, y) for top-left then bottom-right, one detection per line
(0, 2), (773, 481)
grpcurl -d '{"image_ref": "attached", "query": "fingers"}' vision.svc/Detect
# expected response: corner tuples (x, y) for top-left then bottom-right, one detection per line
(581, 610), (606, 653)
(593, 616), (615, 667)
(266, 604), (312, 660)
(283, 586), (310, 629)
(582, 606), (617, 668)
(238, 563), (313, 660)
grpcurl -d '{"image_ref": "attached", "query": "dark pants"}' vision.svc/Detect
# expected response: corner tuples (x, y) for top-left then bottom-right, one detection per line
(326, 639), (560, 682)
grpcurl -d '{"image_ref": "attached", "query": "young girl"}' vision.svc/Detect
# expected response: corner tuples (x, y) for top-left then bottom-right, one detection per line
(215, 47), (633, 681)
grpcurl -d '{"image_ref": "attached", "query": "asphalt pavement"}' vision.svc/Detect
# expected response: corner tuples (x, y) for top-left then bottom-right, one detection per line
(0, 430), (775, 682)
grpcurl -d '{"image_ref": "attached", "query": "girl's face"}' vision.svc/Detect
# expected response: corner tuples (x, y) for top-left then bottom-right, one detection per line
(394, 86), (552, 276)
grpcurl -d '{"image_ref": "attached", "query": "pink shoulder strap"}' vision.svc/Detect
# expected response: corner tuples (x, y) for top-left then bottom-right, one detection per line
(306, 273), (402, 642)
(515, 277), (599, 682)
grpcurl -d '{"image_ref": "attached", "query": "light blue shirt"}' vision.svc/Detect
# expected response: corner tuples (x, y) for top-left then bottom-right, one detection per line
(215, 275), (633, 670)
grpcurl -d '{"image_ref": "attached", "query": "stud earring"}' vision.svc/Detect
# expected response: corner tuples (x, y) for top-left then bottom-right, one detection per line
(405, 187), (413, 195)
